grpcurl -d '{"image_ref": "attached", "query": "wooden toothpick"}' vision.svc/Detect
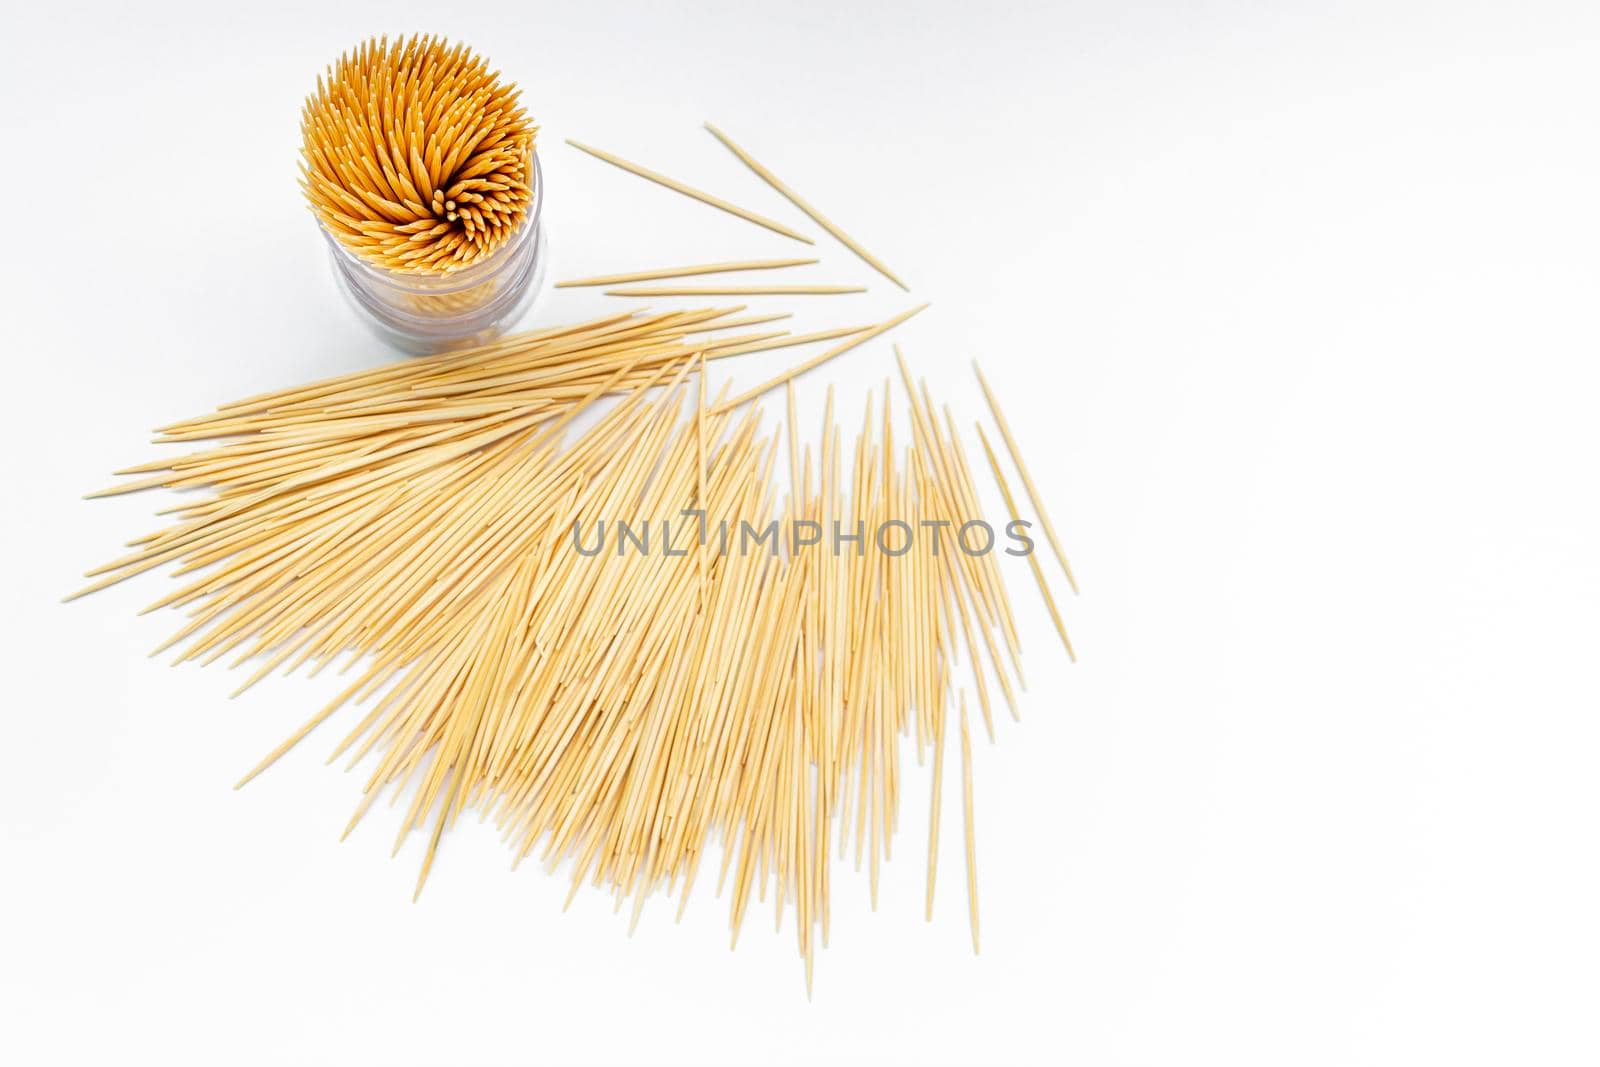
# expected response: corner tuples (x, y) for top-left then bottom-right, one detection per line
(973, 360), (1079, 594)
(705, 122), (909, 291)
(567, 138), (814, 244)
(604, 285), (865, 297)
(977, 424), (1075, 661)
(556, 258), (818, 288)
(713, 303), (929, 413)
(960, 694), (980, 955)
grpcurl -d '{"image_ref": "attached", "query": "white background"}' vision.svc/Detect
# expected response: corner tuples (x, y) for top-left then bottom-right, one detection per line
(3, 1), (1598, 1063)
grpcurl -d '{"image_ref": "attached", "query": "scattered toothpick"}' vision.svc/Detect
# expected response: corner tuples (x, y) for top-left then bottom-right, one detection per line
(705, 122), (909, 291)
(605, 285), (865, 297)
(959, 693), (980, 954)
(567, 138), (814, 244)
(556, 258), (818, 287)
(977, 424), (1075, 660)
(973, 361), (1079, 594)
(713, 304), (929, 413)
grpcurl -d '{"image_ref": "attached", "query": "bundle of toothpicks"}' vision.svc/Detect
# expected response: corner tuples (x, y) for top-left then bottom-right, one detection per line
(76, 82), (1080, 993)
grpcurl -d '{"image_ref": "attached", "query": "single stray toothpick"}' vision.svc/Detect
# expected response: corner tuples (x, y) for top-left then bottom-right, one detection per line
(705, 122), (909, 291)
(567, 139), (814, 244)
(604, 285), (865, 297)
(973, 361), (1079, 594)
(960, 693), (980, 954)
(713, 304), (928, 413)
(926, 687), (947, 920)
(557, 258), (817, 288)
(977, 424), (1075, 661)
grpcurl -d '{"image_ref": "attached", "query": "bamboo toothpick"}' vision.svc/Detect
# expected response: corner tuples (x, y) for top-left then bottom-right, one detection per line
(707, 324), (871, 360)
(302, 37), (537, 273)
(557, 258), (818, 287)
(973, 360), (1078, 594)
(692, 311), (793, 334)
(926, 685), (947, 920)
(75, 302), (1066, 988)
(959, 694), (979, 955)
(705, 122), (909, 291)
(566, 139), (814, 244)
(713, 303), (929, 413)
(977, 425), (1075, 661)
(605, 285), (865, 297)
(697, 350), (708, 614)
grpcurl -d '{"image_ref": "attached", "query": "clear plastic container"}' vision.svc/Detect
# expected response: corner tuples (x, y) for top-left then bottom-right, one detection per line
(323, 152), (547, 355)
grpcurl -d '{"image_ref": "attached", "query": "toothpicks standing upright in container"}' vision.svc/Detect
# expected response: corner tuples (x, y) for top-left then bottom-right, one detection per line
(302, 36), (538, 273)
(300, 36), (547, 351)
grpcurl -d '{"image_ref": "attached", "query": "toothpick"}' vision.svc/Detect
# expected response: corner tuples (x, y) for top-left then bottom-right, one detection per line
(567, 139), (814, 244)
(959, 694), (979, 955)
(556, 258), (818, 287)
(713, 304), (929, 413)
(604, 285), (865, 297)
(926, 684), (947, 920)
(705, 122), (909, 291)
(977, 424), (1075, 661)
(973, 360), (1079, 594)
